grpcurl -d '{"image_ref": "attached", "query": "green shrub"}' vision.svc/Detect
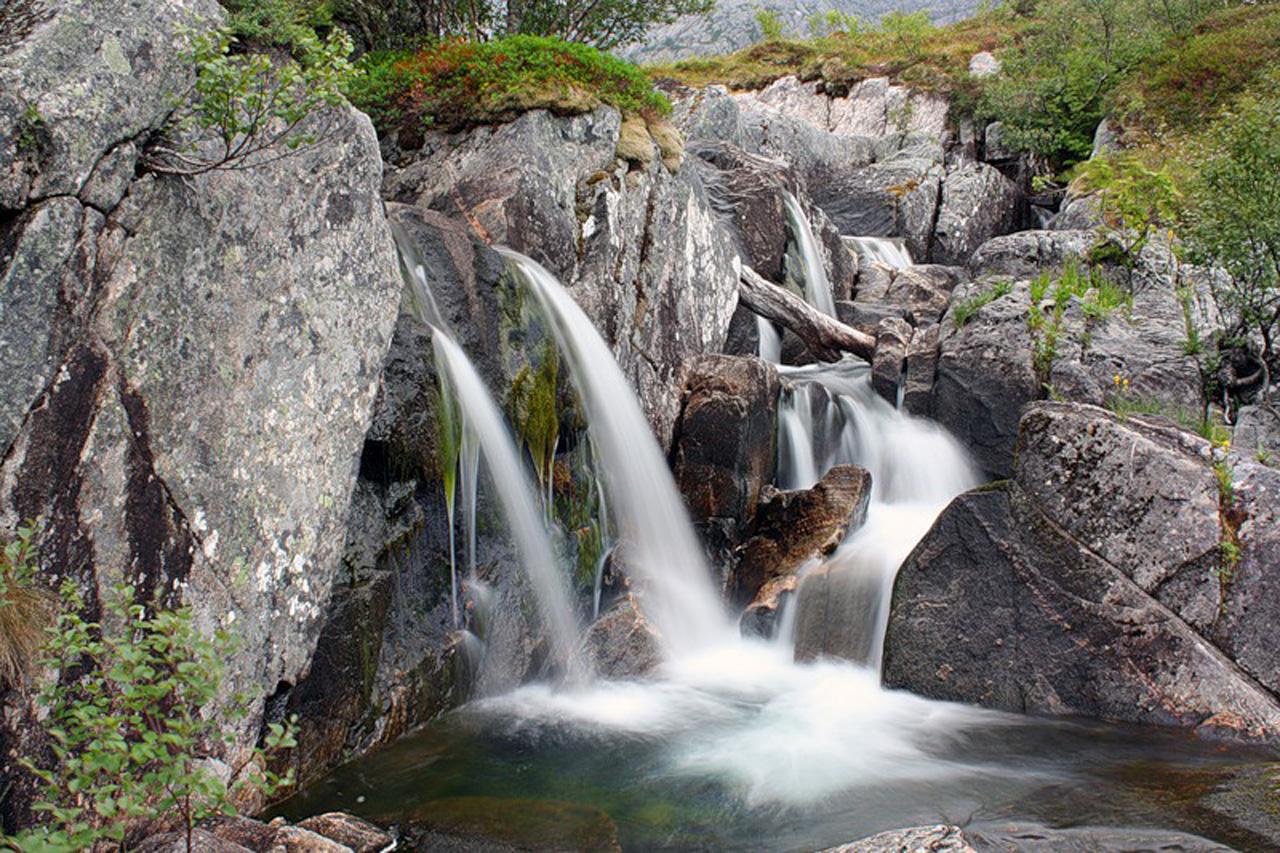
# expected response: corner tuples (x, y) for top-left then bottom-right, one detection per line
(1181, 86), (1280, 371)
(0, 524), (50, 690)
(1072, 153), (1180, 282)
(346, 35), (670, 135)
(221, 0), (336, 49)
(9, 583), (296, 852)
(755, 7), (785, 41)
(146, 23), (355, 175)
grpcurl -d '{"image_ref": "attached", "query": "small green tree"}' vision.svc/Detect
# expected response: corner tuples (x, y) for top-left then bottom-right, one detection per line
(1182, 89), (1280, 377)
(9, 583), (296, 852)
(1073, 152), (1181, 284)
(754, 6), (784, 41)
(878, 10), (933, 59)
(145, 23), (356, 175)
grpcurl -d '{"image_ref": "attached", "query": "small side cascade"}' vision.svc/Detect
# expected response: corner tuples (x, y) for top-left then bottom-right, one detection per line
(501, 248), (736, 657)
(431, 333), (591, 683)
(756, 315), (782, 364)
(777, 358), (979, 669)
(783, 192), (837, 317)
(847, 237), (914, 271)
(392, 227), (590, 683)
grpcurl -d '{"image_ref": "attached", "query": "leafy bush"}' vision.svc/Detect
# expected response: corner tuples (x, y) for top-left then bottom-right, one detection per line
(9, 583), (296, 852)
(1072, 153), (1180, 282)
(146, 22), (355, 175)
(0, 524), (50, 690)
(346, 35), (670, 135)
(1181, 87), (1280, 373)
(1110, 3), (1280, 135)
(222, 0), (336, 48)
(755, 7), (784, 41)
(808, 9), (861, 38)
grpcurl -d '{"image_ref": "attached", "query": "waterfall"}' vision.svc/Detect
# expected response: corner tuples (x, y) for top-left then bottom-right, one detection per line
(783, 193), (837, 317)
(756, 315), (782, 364)
(501, 249), (735, 656)
(432, 333), (591, 682)
(845, 236), (914, 271)
(778, 358), (978, 669)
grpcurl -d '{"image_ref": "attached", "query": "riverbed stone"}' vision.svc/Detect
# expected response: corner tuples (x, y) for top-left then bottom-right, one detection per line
(883, 402), (1280, 741)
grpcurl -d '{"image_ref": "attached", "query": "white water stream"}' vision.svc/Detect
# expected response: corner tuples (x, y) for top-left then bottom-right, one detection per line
(783, 192), (837, 317)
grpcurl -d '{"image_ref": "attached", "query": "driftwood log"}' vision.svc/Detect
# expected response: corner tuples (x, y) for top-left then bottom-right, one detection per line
(738, 266), (875, 362)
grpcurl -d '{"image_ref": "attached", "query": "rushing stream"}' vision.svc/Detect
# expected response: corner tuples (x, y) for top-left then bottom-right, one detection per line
(275, 241), (1276, 850)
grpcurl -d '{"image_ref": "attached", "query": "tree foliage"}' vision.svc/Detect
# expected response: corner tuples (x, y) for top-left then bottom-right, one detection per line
(1181, 89), (1280, 373)
(7, 583), (296, 852)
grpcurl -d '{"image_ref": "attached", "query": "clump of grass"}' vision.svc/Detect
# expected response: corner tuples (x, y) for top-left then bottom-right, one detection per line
(952, 279), (1012, 326)
(346, 35), (670, 136)
(0, 524), (51, 690)
(650, 10), (1020, 104)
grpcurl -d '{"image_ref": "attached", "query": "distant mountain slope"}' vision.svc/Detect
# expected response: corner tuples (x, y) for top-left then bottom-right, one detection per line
(622, 0), (980, 64)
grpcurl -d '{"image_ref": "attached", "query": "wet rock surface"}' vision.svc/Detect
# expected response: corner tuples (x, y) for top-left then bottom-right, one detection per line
(672, 354), (780, 570)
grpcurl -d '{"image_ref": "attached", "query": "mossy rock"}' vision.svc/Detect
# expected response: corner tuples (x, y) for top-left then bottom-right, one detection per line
(615, 114), (655, 166)
(408, 797), (622, 851)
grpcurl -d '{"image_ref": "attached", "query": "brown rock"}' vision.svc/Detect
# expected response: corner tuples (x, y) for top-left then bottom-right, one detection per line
(731, 464), (872, 606)
(297, 813), (394, 853)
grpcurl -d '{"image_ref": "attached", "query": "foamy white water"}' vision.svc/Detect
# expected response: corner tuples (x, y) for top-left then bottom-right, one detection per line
(847, 236), (914, 270)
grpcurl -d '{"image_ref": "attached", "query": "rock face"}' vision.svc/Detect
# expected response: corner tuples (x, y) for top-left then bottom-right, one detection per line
(383, 106), (742, 447)
(0, 0), (402, 805)
(883, 402), (1280, 741)
(919, 234), (1207, 477)
(930, 162), (1022, 265)
(672, 355), (780, 572)
(583, 592), (662, 678)
(731, 464), (871, 606)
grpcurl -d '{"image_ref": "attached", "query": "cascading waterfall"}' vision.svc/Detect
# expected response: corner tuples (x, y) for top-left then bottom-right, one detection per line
(783, 192), (837, 317)
(431, 332), (591, 682)
(846, 236), (914, 270)
(776, 358), (979, 668)
(500, 249), (735, 656)
(756, 315), (782, 364)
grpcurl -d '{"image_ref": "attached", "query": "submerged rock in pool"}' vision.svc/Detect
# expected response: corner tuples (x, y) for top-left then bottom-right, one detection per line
(406, 797), (621, 852)
(823, 822), (1235, 852)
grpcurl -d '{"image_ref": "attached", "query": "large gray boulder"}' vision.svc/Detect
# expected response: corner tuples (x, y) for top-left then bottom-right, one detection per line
(383, 107), (742, 447)
(884, 402), (1280, 742)
(930, 161), (1022, 265)
(0, 0), (402, 795)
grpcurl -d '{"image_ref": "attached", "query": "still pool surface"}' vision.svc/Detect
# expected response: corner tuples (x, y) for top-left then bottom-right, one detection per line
(274, 642), (1280, 851)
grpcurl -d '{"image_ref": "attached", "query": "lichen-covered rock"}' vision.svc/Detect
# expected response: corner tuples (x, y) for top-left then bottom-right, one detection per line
(383, 107), (741, 447)
(735, 76), (949, 142)
(0, 1), (402, 795)
(968, 229), (1097, 280)
(883, 402), (1280, 741)
(882, 265), (965, 326)
(930, 162), (1022, 265)
(0, 0), (219, 209)
(731, 464), (871, 605)
(813, 159), (941, 256)
(820, 824), (975, 853)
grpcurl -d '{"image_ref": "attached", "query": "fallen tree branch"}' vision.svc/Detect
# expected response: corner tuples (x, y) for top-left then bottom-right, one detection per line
(738, 266), (875, 362)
